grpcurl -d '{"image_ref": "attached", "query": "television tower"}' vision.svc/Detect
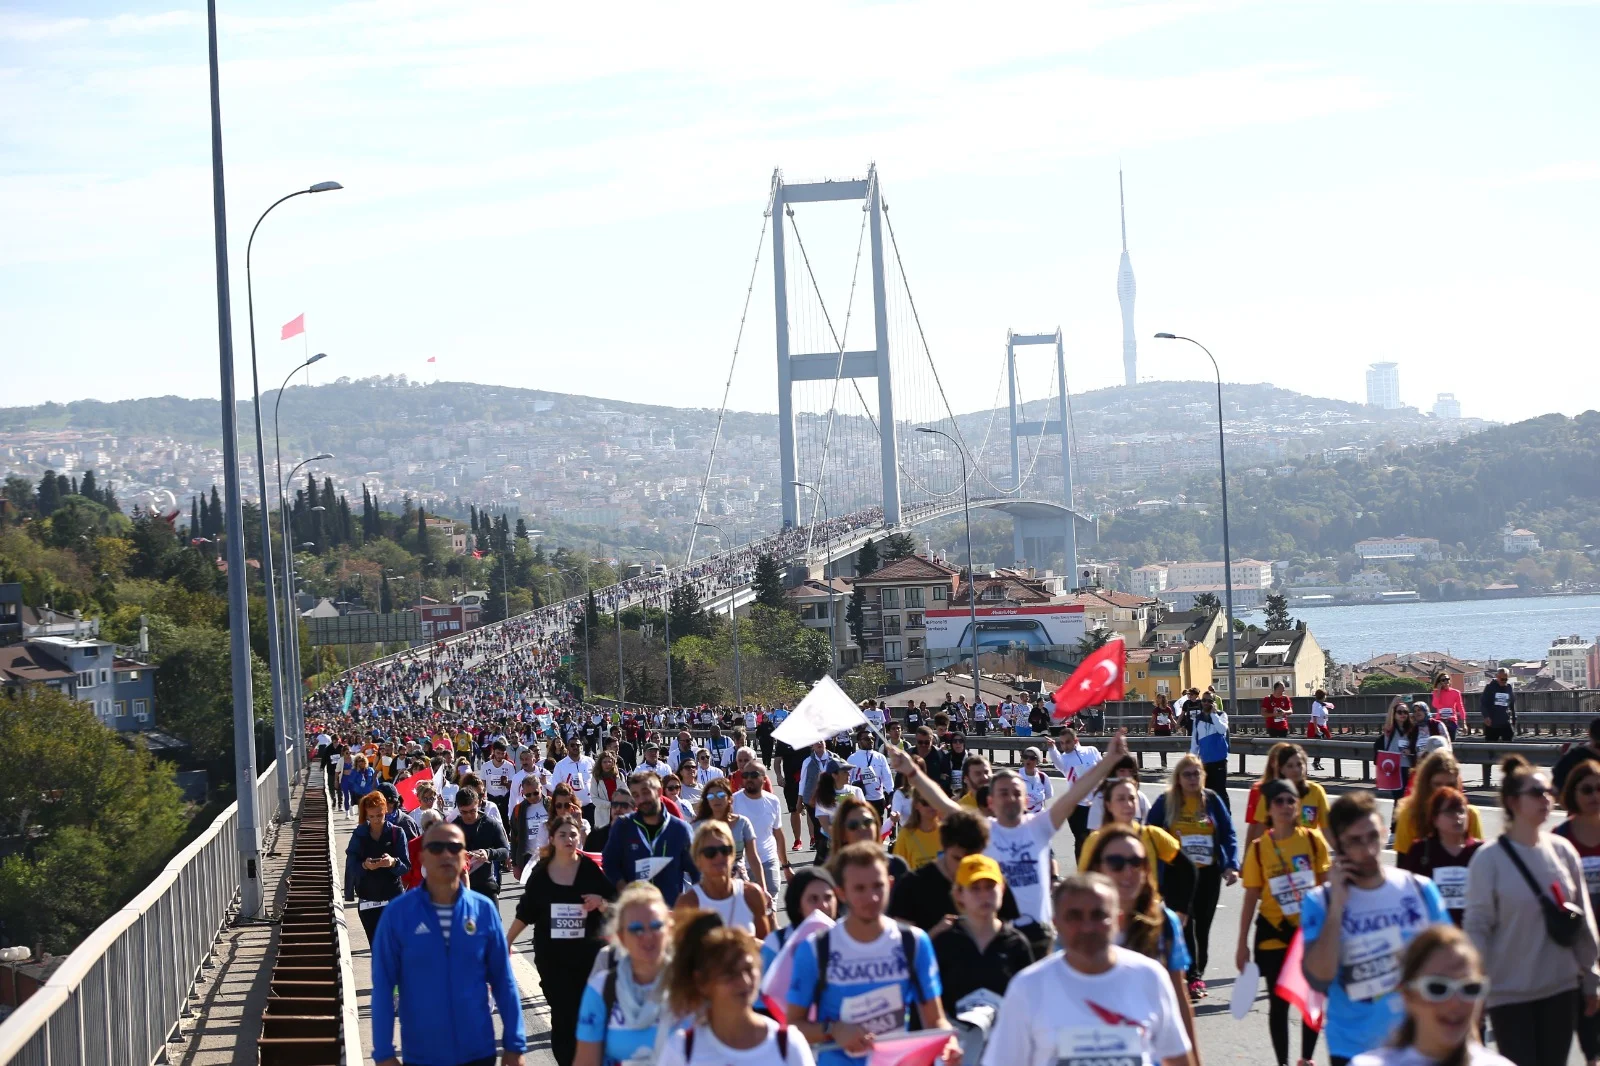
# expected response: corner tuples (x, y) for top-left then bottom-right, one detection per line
(1117, 170), (1137, 387)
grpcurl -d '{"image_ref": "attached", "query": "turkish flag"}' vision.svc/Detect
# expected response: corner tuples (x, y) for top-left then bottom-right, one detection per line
(281, 313), (305, 340)
(1051, 637), (1126, 721)
(869, 1033), (957, 1066)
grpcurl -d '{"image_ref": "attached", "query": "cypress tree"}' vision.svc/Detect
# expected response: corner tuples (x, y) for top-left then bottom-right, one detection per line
(79, 470), (97, 500)
(417, 507), (431, 557)
(37, 470), (60, 515)
(339, 495), (355, 544)
(189, 496), (201, 543)
(208, 486), (223, 537)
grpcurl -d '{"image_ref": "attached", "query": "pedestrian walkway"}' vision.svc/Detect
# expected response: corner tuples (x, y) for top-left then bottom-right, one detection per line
(162, 774), (307, 1066)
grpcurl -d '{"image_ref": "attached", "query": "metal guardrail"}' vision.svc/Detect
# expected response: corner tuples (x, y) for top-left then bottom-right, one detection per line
(327, 772), (365, 1066)
(0, 761), (279, 1066)
(1042, 710), (1598, 738)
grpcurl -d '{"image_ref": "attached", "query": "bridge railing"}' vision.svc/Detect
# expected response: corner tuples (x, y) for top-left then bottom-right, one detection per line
(0, 762), (279, 1066)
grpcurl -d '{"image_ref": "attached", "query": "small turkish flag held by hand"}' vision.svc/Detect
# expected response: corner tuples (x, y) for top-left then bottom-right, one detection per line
(1051, 637), (1126, 721)
(281, 313), (305, 340)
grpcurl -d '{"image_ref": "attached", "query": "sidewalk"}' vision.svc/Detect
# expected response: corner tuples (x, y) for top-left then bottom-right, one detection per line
(162, 774), (306, 1066)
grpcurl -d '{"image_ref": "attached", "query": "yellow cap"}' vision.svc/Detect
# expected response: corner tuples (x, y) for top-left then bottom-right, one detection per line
(955, 854), (1004, 888)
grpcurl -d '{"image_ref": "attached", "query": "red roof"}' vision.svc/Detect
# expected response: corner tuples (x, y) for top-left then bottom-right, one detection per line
(857, 555), (959, 584)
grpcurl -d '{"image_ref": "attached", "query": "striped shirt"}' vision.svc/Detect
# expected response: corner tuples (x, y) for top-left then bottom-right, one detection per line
(434, 902), (453, 946)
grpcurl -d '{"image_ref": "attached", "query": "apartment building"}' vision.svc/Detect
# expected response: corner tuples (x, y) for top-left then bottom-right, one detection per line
(853, 555), (960, 683)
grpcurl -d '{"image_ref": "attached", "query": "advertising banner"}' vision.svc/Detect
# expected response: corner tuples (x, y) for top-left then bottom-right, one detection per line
(923, 603), (1086, 650)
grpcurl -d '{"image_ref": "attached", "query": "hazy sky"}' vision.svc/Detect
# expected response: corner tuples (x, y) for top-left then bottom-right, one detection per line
(3, 1), (1597, 423)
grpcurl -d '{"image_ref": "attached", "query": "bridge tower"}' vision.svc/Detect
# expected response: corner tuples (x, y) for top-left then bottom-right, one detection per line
(772, 166), (901, 530)
(1006, 329), (1078, 583)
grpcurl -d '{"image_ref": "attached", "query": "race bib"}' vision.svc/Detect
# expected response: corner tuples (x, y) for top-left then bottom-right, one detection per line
(839, 983), (906, 1036)
(635, 856), (672, 882)
(550, 902), (586, 939)
(1054, 1026), (1140, 1066)
(1582, 856), (1600, 898)
(1182, 834), (1213, 866)
(1495, 692), (1510, 707)
(1267, 870), (1316, 915)
(1431, 866), (1468, 908)
(1342, 925), (1405, 1001)
(357, 898), (389, 912)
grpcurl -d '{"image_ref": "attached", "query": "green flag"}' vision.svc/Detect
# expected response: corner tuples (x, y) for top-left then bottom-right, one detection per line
(341, 684), (353, 714)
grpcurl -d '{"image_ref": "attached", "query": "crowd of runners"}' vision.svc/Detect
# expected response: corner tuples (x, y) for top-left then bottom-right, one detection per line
(304, 545), (1599, 1066)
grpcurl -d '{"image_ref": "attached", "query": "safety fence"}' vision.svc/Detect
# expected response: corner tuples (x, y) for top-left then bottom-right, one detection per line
(0, 762), (280, 1066)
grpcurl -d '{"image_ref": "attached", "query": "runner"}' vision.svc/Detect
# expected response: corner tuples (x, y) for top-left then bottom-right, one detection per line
(600, 769), (697, 905)
(1149, 753), (1239, 999)
(846, 730), (892, 818)
(981, 873), (1192, 1066)
(1049, 727), (1102, 859)
(573, 883), (673, 1066)
(1398, 786), (1479, 925)
(675, 821), (771, 937)
(659, 915), (813, 1066)
(732, 759), (790, 898)
(931, 855), (1037, 1016)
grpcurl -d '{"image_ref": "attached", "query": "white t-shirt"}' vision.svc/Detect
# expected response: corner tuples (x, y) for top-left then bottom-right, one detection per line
(974, 702), (989, 721)
(552, 756), (594, 805)
(520, 802), (550, 856)
(658, 1018), (815, 1066)
(986, 813), (1059, 927)
(1311, 700), (1331, 726)
(733, 790), (784, 865)
(480, 758), (518, 797)
(1049, 745), (1102, 806)
(980, 950), (1191, 1066)
(1021, 769), (1053, 814)
(846, 750), (891, 802)
(1352, 1047), (1515, 1066)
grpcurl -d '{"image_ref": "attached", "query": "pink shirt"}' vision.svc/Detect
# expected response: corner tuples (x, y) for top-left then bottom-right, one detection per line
(1432, 686), (1466, 724)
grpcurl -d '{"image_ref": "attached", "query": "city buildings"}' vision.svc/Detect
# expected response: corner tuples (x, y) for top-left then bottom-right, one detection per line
(1354, 535), (1443, 562)
(1145, 559), (1274, 590)
(1548, 636), (1600, 689)
(852, 555), (960, 683)
(784, 577), (857, 671)
(1214, 627), (1328, 700)
(1432, 393), (1462, 420)
(1502, 528), (1542, 555)
(1366, 362), (1402, 409)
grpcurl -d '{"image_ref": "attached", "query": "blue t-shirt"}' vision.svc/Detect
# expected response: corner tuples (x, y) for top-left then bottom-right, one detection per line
(1115, 906), (1191, 974)
(574, 967), (662, 1066)
(787, 919), (942, 1066)
(1299, 868), (1449, 1058)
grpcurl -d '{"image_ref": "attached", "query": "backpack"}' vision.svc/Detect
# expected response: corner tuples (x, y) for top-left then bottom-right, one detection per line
(811, 923), (927, 1019)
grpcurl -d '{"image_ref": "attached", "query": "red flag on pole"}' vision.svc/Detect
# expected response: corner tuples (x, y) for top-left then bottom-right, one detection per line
(1274, 928), (1326, 1030)
(281, 313), (305, 340)
(427, 356), (437, 363)
(1050, 636), (1126, 721)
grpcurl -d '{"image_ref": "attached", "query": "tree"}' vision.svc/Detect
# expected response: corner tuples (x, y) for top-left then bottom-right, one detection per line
(417, 507), (431, 558)
(154, 626), (273, 776)
(668, 582), (711, 639)
(3, 475), (33, 516)
(206, 486), (223, 539)
(839, 663), (891, 704)
(1358, 673), (1432, 695)
(188, 496), (201, 544)
(880, 533), (916, 564)
(128, 506), (180, 578)
(380, 573), (393, 613)
(1192, 592), (1222, 612)
(78, 469), (98, 501)
(846, 586), (866, 646)
(36, 470), (61, 515)
(0, 686), (186, 954)
(1074, 627), (1114, 660)
(751, 553), (786, 609)
(1263, 592), (1294, 631)
(856, 537), (880, 577)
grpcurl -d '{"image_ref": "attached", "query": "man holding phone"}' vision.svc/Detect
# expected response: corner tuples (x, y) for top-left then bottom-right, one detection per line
(1300, 791), (1450, 1066)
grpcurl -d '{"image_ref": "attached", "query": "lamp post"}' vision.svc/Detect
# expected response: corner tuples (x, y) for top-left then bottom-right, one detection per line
(696, 521), (743, 706)
(916, 428), (980, 712)
(633, 547), (673, 707)
(245, 180), (341, 807)
(202, 0), (265, 916)
(791, 482), (839, 677)
(281, 452), (331, 746)
(1154, 333), (1240, 718)
(273, 353), (326, 760)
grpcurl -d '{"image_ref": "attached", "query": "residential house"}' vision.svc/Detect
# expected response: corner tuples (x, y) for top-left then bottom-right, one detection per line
(1354, 536), (1443, 562)
(1213, 626), (1328, 703)
(1130, 607), (1223, 699)
(853, 555), (960, 683)
(1503, 528), (1542, 556)
(784, 577), (857, 670)
(1064, 589), (1162, 646)
(2, 636), (156, 732)
(1548, 636), (1600, 689)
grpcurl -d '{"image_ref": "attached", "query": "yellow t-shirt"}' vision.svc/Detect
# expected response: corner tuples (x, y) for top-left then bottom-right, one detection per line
(959, 791), (981, 810)
(1164, 795), (1221, 868)
(1241, 827), (1330, 949)
(891, 824), (942, 871)
(1077, 823), (1182, 879)
(1250, 779), (1330, 833)
(1392, 798), (1484, 855)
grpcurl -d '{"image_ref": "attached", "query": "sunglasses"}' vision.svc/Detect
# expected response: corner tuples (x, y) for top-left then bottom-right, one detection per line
(1519, 785), (1555, 799)
(699, 845), (735, 859)
(705, 791), (729, 801)
(843, 819), (875, 832)
(423, 841), (465, 855)
(1408, 976), (1488, 1003)
(626, 919), (666, 935)
(1096, 854), (1144, 873)
(1581, 785), (1600, 798)
(665, 783), (682, 791)
(742, 771), (763, 779)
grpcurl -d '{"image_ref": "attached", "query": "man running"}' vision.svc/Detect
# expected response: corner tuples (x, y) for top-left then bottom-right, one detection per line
(732, 758), (789, 897)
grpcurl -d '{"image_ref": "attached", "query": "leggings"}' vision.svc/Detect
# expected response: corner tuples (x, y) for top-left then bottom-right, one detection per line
(1184, 863), (1223, 980)
(1489, 988), (1578, 1066)
(1255, 938), (1320, 1066)
(539, 959), (589, 1066)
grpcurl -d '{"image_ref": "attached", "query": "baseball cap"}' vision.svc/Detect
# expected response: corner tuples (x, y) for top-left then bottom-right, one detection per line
(1261, 778), (1301, 805)
(955, 854), (1004, 888)
(1022, 746), (1043, 761)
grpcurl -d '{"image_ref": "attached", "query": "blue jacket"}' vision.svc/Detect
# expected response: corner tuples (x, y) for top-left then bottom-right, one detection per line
(370, 885), (526, 1065)
(1148, 789), (1240, 873)
(1189, 708), (1230, 764)
(599, 811), (698, 905)
(346, 767), (378, 797)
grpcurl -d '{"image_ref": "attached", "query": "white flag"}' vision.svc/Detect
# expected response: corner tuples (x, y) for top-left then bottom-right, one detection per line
(771, 675), (867, 749)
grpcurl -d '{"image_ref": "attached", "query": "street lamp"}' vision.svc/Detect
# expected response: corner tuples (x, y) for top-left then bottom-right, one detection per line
(281, 452), (331, 742)
(696, 521), (743, 706)
(791, 482), (840, 678)
(633, 547), (673, 707)
(916, 428), (981, 713)
(245, 178), (341, 806)
(1155, 332), (1240, 718)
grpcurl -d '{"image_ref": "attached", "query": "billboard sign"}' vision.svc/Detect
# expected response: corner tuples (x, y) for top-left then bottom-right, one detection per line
(923, 603), (1086, 651)
(307, 612), (422, 647)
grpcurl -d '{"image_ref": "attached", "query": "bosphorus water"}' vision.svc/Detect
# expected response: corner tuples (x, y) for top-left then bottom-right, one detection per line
(1284, 594), (1600, 663)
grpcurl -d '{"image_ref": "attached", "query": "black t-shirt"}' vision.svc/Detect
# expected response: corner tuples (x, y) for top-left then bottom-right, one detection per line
(513, 855), (617, 960)
(887, 861), (1021, 930)
(931, 920), (1037, 1014)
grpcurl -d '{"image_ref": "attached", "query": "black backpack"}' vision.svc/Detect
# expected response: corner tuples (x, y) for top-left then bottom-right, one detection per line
(682, 1024), (791, 1059)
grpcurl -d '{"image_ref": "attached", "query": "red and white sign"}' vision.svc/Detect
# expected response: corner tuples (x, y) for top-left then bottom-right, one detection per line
(923, 602), (1086, 651)
(412, 604), (465, 640)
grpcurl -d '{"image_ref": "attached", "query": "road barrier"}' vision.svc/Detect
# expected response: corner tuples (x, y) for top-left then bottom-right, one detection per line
(0, 762), (280, 1066)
